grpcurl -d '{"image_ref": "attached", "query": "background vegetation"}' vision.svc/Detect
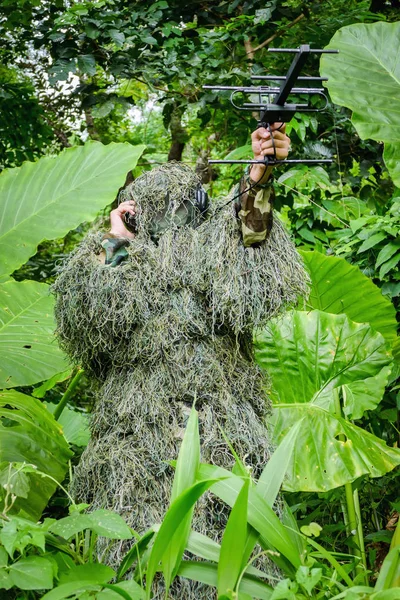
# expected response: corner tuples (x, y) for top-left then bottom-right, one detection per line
(0, 1), (399, 598)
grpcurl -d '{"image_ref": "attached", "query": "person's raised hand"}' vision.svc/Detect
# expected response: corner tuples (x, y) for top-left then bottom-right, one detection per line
(109, 200), (136, 238)
(250, 123), (290, 184)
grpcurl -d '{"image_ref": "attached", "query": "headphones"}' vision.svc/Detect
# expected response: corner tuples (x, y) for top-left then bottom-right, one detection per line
(195, 184), (209, 219)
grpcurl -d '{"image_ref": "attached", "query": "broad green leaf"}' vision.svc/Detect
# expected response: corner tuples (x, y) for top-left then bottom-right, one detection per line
(145, 479), (221, 598)
(49, 509), (132, 540)
(321, 22), (400, 186)
(9, 556), (54, 590)
(177, 561), (273, 600)
(163, 406), (200, 590)
(218, 478), (249, 597)
(270, 405), (400, 491)
(0, 281), (69, 388)
(0, 390), (72, 520)
(59, 564), (115, 585)
(299, 251), (397, 343)
(197, 463), (301, 570)
(255, 310), (392, 419)
(0, 141), (145, 278)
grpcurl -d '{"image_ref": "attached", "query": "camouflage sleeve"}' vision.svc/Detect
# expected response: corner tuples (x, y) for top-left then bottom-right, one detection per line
(235, 170), (275, 248)
(101, 234), (130, 267)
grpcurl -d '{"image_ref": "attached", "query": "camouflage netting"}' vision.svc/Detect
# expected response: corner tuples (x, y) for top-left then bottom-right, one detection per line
(52, 163), (308, 598)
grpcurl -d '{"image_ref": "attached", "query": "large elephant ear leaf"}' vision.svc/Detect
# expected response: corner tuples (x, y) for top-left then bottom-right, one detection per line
(299, 250), (397, 344)
(0, 280), (69, 388)
(255, 310), (392, 417)
(254, 310), (398, 490)
(0, 141), (145, 279)
(271, 406), (400, 492)
(0, 390), (72, 520)
(320, 21), (400, 186)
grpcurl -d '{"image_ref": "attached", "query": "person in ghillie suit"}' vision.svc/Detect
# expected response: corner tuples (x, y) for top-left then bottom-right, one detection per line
(53, 124), (308, 596)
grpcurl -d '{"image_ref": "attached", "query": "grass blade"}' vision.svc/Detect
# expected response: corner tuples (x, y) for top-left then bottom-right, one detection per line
(162, 406), (200, 591)
(177, 561), (273, 600)
(218, 478), (250, 597)
(145, 478), (223, 598)
(197, 463), (301, 569)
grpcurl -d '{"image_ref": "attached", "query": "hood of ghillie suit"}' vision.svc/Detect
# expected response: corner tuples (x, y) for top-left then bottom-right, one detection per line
(117, 162), (204, 241)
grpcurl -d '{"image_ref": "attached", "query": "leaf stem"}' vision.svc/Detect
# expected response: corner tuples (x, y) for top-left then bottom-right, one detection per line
(334, 389), (368, 584)
(54, 368), (84, 420)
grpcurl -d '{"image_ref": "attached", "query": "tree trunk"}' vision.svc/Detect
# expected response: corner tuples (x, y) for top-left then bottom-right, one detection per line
(168, 105), (187, 161)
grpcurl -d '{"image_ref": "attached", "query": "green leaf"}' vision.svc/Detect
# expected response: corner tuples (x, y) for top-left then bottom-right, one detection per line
(46, 402), (90, 447)
(108, 30), (125, 47)
(218, 478), (249, 597)
(223, 145), (252, 161)
(254, 310), (400, 490)
(41, 582), (101, 600)
(32, 369), (72, 399)
(0, 567), (12, 590)
(0, 547), (8, 567)
(321, 21), (400, 186)
(270, 578), (298, 600)
(77, 54), (97, 76)
(49, 509), (132, 540)
(376, 241), (400, 269)
(375, 547), (400, 591)
(146, 479), (221, 598)
(9, 556), (54, 590)
(0, 281), (69, 388)
(0, 390), (72, 519)
(177, 561), (273, 600)
(0, 141), (145, 278)
(142, 35), (157, 45)
(270, 405), (400, 491)
(116, 527), (155, 581)
(300, 523), (322, 538)
(255, 310), (392, 418)
(98, 580), (145, 600)
(92, 101), (115, 118)
(380, 252), (400, 279)
(197, 464), (301, 570)
(163, 406), (200, 590)
(357, 232), (387, 254)
(56, 407), (90, 447)
(0, 463), (30, 498)
(59, 564), (115, 585)
(299, 250), (397, 343)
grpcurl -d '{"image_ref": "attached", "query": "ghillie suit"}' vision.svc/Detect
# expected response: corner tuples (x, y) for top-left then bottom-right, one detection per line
(53, 163), (308, 597)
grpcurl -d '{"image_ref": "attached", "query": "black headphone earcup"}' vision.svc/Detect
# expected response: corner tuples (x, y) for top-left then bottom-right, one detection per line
(195, 186), (209, 219)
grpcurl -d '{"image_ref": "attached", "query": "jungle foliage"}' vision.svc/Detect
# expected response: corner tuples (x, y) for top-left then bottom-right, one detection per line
(0, 1), (399, 598)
